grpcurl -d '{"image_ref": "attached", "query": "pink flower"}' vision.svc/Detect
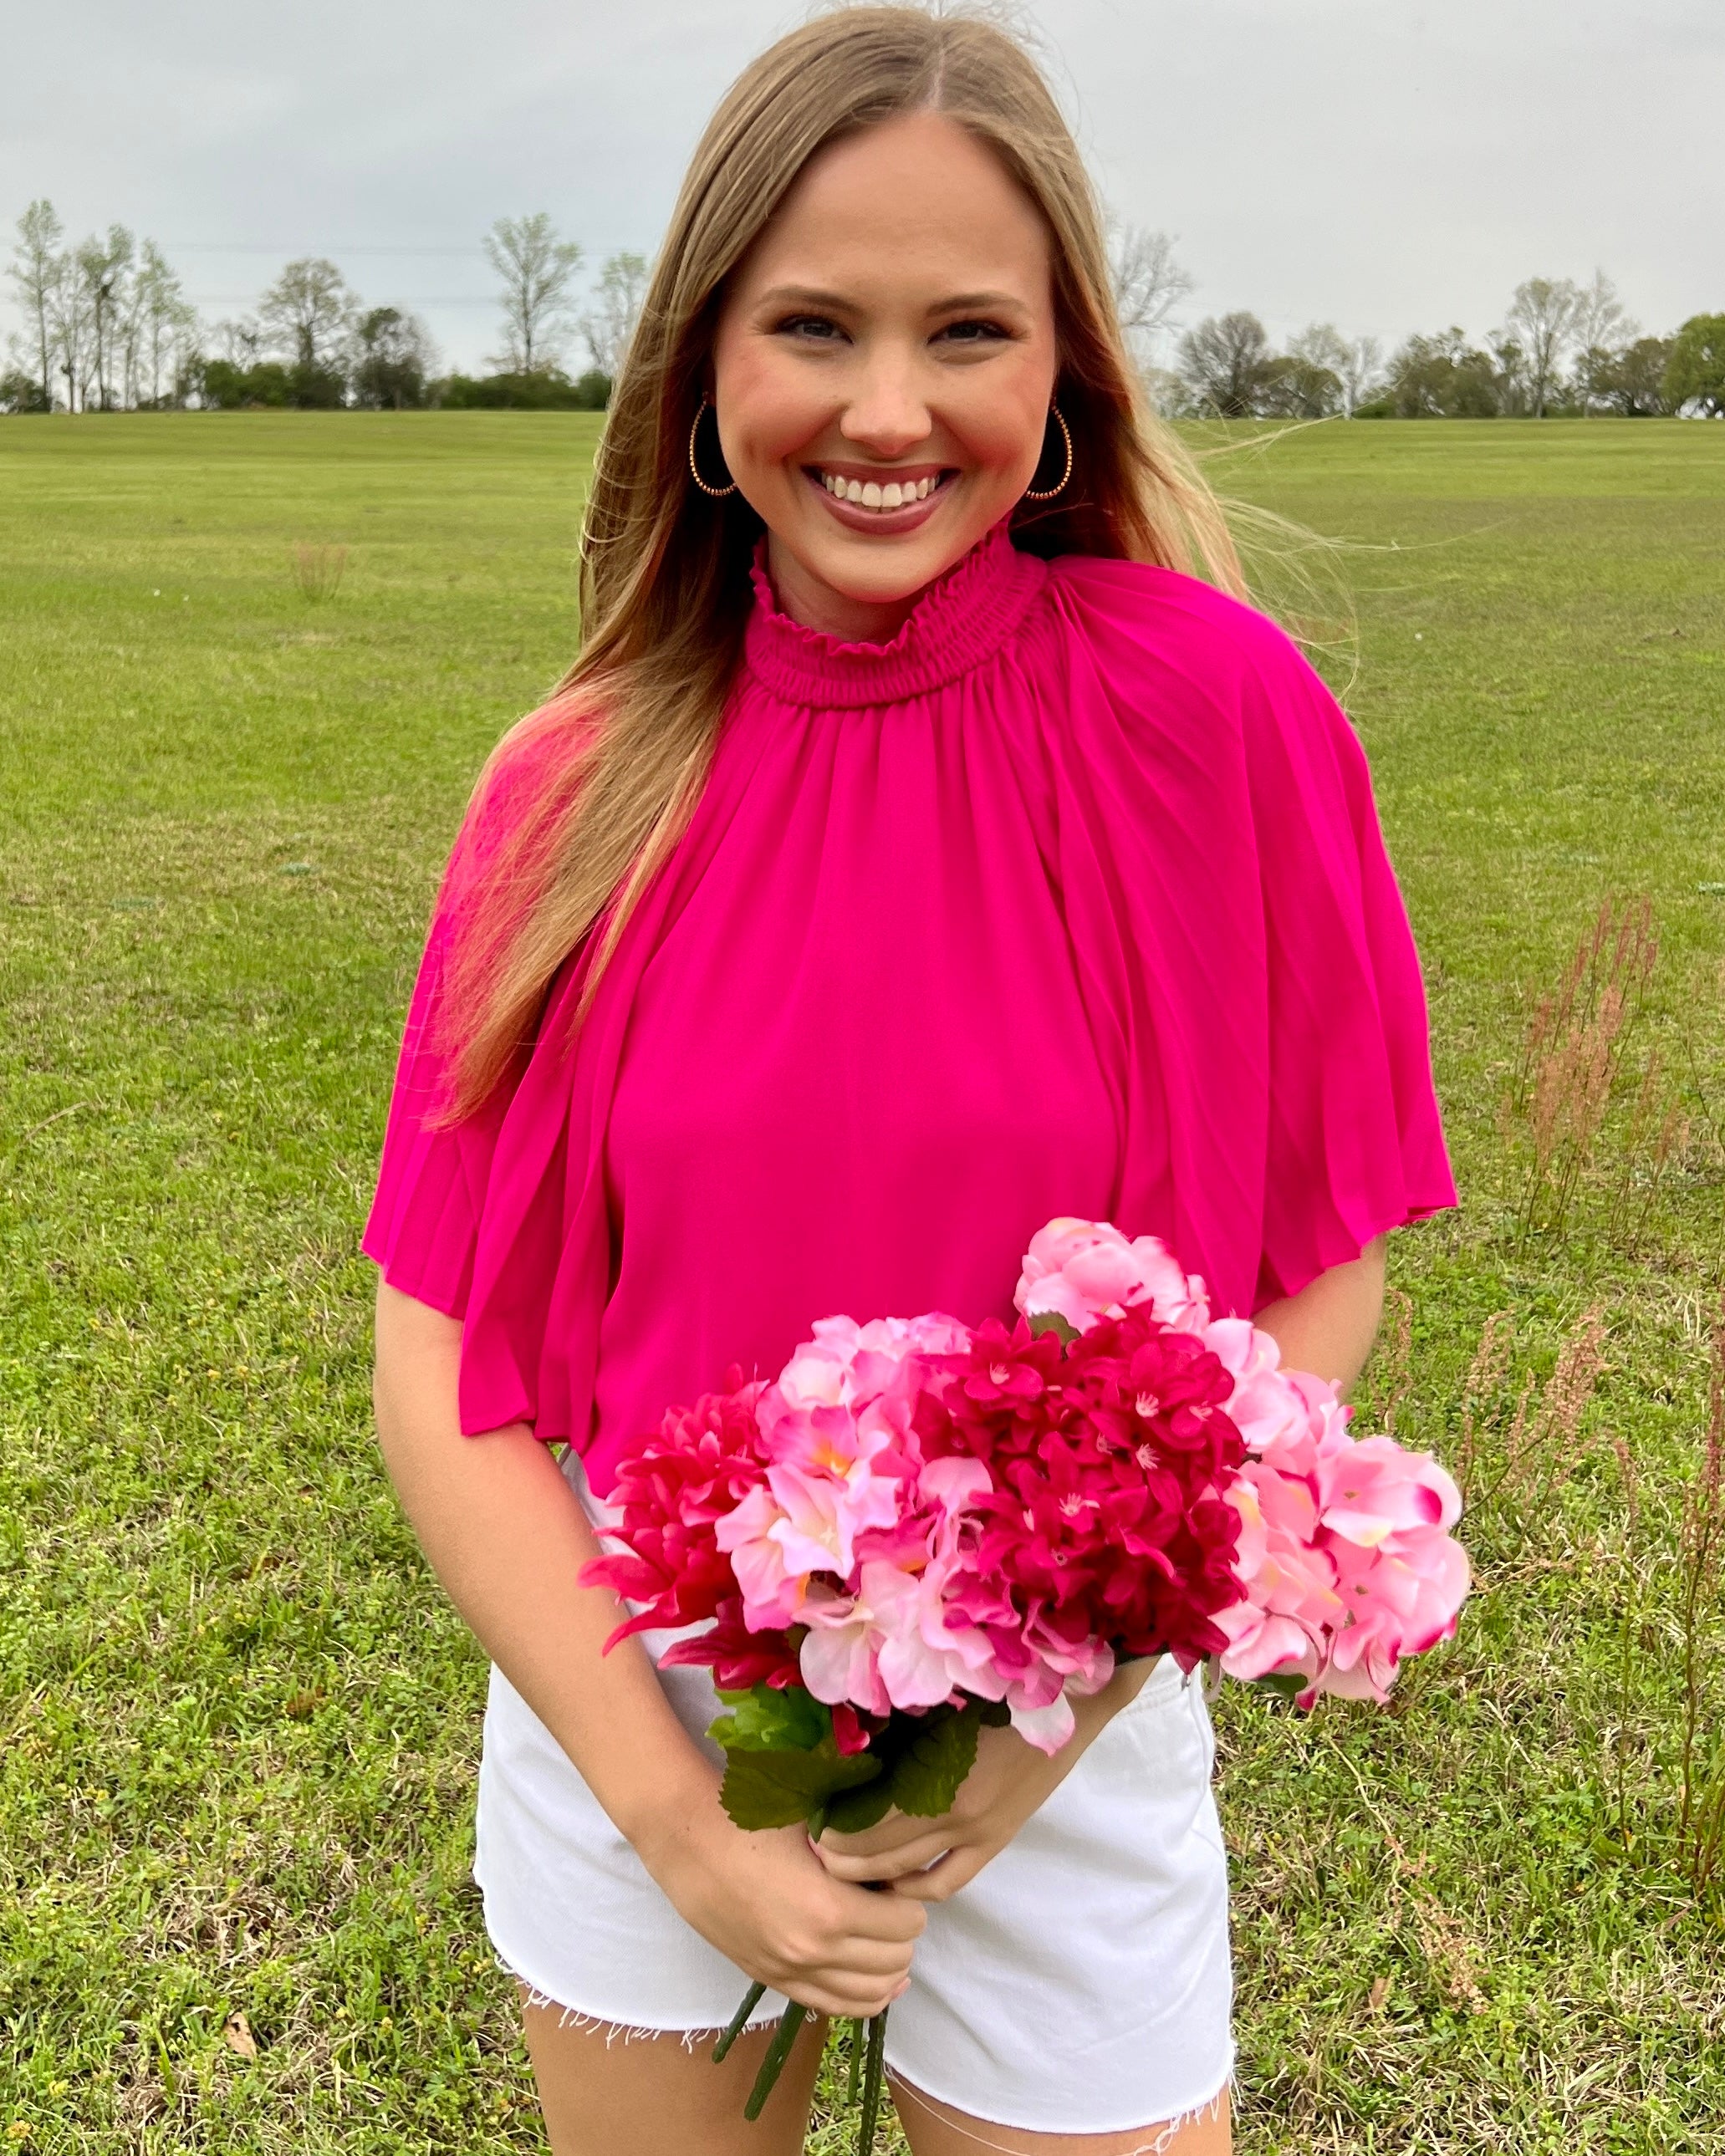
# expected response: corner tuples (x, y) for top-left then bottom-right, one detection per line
(1015, 1218), (1211, 1335)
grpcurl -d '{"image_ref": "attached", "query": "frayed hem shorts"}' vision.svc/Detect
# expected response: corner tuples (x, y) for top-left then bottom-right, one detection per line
(473, 1470), (1235, 2136)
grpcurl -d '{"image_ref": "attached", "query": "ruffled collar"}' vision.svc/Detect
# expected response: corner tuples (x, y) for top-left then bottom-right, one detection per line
(742, 522), (1049, 708)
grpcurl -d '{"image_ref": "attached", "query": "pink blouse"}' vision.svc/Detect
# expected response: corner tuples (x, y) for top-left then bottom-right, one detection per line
(364, 525), (1455, 1496)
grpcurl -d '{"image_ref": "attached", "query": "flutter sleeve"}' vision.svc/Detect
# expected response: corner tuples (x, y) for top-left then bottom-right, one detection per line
(1241, 628), (1457, 1307)
(361, 811), (513, 1318)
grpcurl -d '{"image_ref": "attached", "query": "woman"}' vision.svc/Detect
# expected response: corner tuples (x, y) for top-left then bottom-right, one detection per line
(366, 9), (1455, 2153)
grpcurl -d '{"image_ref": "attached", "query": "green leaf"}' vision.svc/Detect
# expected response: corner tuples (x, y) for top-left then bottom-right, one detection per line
(821, 1776), (897, 1837)
(709, 1684), (831, 1753)
(882, 1701), (983, 1817)
(1026, 1310), (1079, 1343)
(717, 1740), (882, 1831)
(1250, 1672), (1309, 1704)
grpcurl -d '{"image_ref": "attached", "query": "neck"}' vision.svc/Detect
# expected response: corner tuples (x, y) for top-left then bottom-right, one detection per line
(764, 533), (926, 644)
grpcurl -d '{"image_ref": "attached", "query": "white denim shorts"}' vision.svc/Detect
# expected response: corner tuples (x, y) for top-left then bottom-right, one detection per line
(473, 1462), (1235, 2137)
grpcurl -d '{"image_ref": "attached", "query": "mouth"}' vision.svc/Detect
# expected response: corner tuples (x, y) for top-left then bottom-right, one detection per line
(804, 463), (956, 531)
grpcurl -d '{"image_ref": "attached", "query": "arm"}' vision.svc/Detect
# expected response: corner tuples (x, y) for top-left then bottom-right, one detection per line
(814, 1237), (1391, 1900)
(373, 1280), (922, 2014)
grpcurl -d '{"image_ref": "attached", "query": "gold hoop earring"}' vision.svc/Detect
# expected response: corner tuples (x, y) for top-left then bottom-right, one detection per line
(688, 399), (737, 497)
(1022, 401), (1073, 501)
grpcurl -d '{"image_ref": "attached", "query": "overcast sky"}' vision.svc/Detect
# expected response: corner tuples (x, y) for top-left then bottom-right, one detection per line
(3, 0), (1720, 375)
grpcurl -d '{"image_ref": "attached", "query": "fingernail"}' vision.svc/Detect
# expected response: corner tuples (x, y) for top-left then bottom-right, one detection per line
(893, 1978), (911, 2001)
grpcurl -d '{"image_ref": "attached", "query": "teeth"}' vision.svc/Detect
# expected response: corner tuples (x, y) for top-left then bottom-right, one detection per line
(822, 472), (940, 510)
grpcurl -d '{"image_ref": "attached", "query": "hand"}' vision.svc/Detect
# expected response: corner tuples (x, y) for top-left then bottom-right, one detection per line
(811, 1660), (1154, 1904)
(635, 1776), (926, 2020)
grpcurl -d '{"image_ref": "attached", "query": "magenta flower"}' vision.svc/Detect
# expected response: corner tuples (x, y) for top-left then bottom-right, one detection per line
(1015, 1216), (1211, 1335)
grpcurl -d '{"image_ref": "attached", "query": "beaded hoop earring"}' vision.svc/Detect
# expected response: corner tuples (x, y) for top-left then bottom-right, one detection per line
(688, 399), (738, 498)
(1022, 400), (1074, 502)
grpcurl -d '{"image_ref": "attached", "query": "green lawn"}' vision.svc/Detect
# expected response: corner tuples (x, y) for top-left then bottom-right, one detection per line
(3, 413), (1722, 2154)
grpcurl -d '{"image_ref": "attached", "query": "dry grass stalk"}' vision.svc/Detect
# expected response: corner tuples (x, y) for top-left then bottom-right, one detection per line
(1512, 896), (1657, 1236)
(1457, 1309), (1515, 1488)
(1487, 1305), (1607, 1525)
(1677, 1293), (1725, 1903)
(1375, 1287), (1414, 1435)
(292, 543), (348, 603)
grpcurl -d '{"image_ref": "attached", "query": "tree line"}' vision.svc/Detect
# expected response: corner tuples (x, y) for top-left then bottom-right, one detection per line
(4, 201), (1721, 421)
(0, 205), (646, 413)
(1163, 274), (1724, 420)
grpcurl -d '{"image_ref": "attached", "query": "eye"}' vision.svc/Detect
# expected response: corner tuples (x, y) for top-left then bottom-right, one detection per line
(934, 318), (1013, 346)
(773, 313), (849, 344)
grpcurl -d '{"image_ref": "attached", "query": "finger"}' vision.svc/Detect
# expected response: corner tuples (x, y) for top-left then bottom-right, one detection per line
(819, 1837), (952, 1885)
(885, 1845), (990, 1904)
(828, 1883), (928, 1940)
(785, 1975), (909, 2021)
(814, 1817), (924, 1860)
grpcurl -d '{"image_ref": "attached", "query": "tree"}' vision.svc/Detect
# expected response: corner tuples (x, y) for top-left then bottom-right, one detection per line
(44, 246), (92, 412)
(1271, 324), (1349, 418)
(352, 307), (436, 409)
(130, 243), (197, 408)
(1176, 312), (1278, 417)
(1108, 224), (1194, 373)
(484, 213), (581, 374)
(1338, 334), (1385, 418)
(1386, 329), (1502, 418)
(1664, 313), (1725, 416)
(1502, 276), (1582, 417)
(258, 257), (356, 399)
(583, 251), (649, 379)
(74, 225), (134, 410)
(8, 200), (63, 410)
(1, 367), (52, 414)
(1571, 271), (1630, 361)
(1576, 335), (1675, 417)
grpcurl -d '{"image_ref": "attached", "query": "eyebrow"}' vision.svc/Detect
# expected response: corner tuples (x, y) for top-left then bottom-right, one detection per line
(755, 283), (1030, 315)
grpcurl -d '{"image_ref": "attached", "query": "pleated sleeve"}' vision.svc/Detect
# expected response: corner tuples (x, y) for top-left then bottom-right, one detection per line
(1238, 619), (1457, 1305)
(361, 823), (512, 1319)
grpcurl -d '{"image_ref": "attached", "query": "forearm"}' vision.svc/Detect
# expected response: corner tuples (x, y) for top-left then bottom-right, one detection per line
(370, 1281), (713, 1858)
(1252, 1234), (1388, 1394)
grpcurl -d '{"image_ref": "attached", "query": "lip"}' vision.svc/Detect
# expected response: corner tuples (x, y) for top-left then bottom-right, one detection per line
(804, 464), (957, 537)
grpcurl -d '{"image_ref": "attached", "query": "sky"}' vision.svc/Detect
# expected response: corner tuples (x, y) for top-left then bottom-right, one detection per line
(3, 0), (1721, 376)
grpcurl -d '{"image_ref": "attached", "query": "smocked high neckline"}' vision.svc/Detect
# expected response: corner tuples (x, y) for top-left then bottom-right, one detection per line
(742, 522), (1049, 708)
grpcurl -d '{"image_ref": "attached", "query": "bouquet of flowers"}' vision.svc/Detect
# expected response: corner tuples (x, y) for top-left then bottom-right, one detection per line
(582, 1218), (1469, 2148)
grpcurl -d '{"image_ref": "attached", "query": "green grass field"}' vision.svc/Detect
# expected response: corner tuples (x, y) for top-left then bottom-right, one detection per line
(3, 413), (1722, 2154)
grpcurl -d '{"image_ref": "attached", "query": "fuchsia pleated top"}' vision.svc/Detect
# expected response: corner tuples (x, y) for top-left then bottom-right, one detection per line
(364, 525), (1456, 1496)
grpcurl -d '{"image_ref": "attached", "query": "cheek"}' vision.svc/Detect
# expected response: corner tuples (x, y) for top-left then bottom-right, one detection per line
(949, 370), (1056, 476)
(713, 344), (829, 481)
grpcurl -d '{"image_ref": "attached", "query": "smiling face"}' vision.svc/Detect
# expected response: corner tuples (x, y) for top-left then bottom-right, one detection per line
(710, 110), (1059, 642)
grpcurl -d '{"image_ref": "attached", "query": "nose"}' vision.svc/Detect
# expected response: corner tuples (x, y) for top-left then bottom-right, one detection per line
(838, 343), (932, 461)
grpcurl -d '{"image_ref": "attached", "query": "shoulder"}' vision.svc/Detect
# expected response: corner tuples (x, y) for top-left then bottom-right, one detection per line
(444, 693), (597, 897)
(1044, 553), (1332, 722)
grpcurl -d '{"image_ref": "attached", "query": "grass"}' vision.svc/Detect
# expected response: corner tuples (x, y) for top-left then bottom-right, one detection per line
(2, 412), (1723, 2153)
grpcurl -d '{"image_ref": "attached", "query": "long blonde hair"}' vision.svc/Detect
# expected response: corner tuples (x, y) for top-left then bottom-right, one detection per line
(443, 3), (1248, 1119)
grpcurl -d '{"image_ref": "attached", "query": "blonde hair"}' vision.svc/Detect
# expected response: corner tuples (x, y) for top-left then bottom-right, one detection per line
(443, 3), (1249, 1118)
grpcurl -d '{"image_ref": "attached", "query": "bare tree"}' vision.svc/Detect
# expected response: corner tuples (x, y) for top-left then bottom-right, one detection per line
(75, 225), (133, 410)
(132, 243), (196, 407)
(8, 200), (63, 410)
(1339, 334), (1385, 417)
(1502, 276), (1582, 417)
(1572, 269), (1631, 357)
(259, 257), (356, 374)
(45, 249), (92, 411)
(484, 213), (582, 374)
(1108, 223), (1194, 371)
(1176, 311), (1278, 417)
(583, 251), (649, 379)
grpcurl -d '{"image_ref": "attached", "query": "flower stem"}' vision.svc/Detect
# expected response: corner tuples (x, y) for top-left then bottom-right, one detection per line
(711, 1981), (766, 2065)
(857, 2007), (888, 2156)
(743, 2001), (809, 2122)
